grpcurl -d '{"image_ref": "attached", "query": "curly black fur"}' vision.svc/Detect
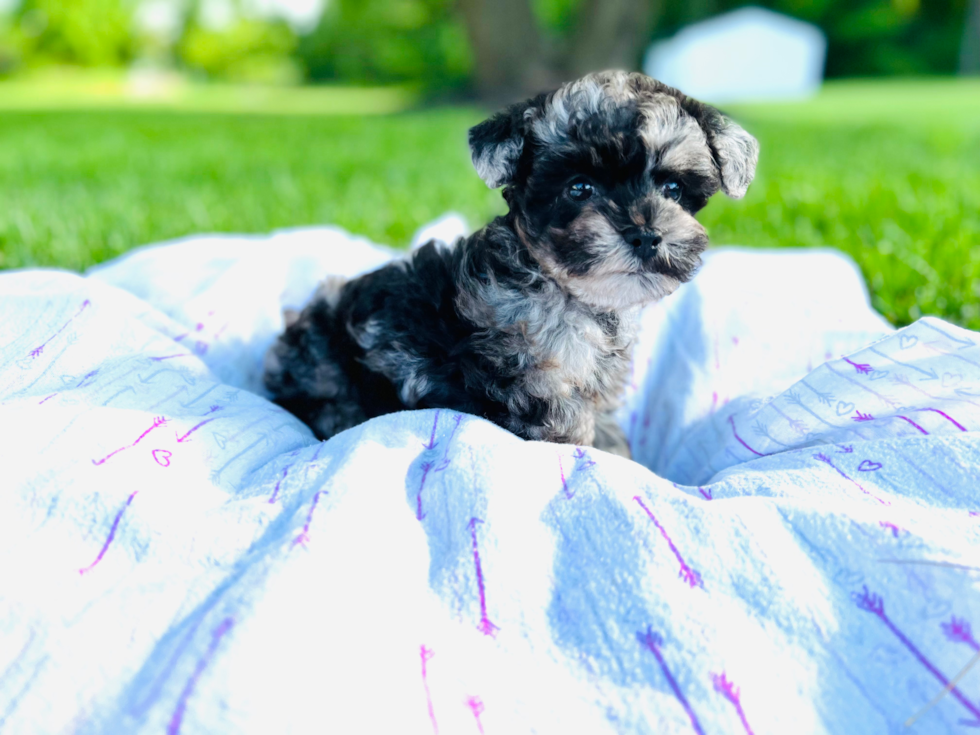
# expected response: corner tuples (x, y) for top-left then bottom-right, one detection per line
(264, 71), (758, 455)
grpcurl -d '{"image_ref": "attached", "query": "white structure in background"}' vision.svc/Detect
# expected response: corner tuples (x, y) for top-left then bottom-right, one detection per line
(644, 7), (827, 103)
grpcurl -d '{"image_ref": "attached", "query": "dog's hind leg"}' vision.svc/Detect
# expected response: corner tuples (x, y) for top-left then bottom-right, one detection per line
(263, 279), (367, 440)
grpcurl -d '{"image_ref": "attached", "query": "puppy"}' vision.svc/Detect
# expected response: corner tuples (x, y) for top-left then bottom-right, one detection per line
(264, 71), (758, 456)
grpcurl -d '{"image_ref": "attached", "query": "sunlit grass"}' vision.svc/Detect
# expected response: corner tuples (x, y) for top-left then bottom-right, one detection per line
(727, 78), (980, 126)
(0, 68), (416, 114)
(710, 78), (980, 328)
(0, 76), (977, 329)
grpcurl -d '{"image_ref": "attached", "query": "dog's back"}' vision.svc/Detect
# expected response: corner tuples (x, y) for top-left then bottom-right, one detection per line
(264, 241), (487, 439)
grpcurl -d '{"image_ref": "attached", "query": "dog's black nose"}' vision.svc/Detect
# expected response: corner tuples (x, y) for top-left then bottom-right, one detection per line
(623, 228), (662, 254)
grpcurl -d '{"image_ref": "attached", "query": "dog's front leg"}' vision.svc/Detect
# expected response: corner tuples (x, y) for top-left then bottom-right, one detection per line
(593, 410), (631, 458)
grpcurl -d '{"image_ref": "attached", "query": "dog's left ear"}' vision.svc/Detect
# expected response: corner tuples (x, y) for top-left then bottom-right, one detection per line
(682, 98), (759, 199)
(468, 95), (543, 189)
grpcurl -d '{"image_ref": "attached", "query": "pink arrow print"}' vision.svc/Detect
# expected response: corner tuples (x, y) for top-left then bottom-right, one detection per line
(712, 672), (755, 734)
(420, 645), (439, 734)
(465, 695), (486, 734)
(92, 416), (169, 465)
(633, 496), (702, 588)
(468, 517), (499, 637)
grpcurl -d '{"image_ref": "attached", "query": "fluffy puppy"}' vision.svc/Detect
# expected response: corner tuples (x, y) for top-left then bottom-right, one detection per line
(264, 71), (758, 456)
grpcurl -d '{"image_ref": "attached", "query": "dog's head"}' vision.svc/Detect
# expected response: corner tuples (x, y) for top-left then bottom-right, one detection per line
(468, 71), (759, 310)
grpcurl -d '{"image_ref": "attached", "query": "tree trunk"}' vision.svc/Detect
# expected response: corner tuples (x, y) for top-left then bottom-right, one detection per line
(457, 0), (552, 104)
(961, 0), (980, 75)
(565, 0), (661, 78)
(457, 0), (660, 103)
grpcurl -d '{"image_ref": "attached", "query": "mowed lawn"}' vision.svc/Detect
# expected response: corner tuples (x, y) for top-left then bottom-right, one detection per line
(0, 78), (978, 329)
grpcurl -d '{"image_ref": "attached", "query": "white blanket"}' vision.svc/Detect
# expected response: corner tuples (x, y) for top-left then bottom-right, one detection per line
(1, 218), (979, 734)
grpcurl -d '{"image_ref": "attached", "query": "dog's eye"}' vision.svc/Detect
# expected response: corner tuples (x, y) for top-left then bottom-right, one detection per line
(567, 181), (595, 202)
(661, 181), (682, 202)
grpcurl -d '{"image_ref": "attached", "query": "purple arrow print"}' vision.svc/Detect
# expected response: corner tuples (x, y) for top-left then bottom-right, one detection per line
(78, 490), (139, 575)
(633, 496), (702, 588)
(28, 299), (90, 358)
(854, 587), (980, 722)
(637, 627), (705, 735)
(727, 415), (768, 458)
(167, 617), (235, 735)
(423, 411), (441, 450)
(416, 461), (433, 520)
(468, 517), (499, 637)
(843, 356), (873, 375)
(292, 490), (328, 547)
(813, 453), (889, 505)
(557, 454), (573, 500)
(943, 617), (980, 652)
(433, 414), (462, 471)
(915, 407), (968, 432)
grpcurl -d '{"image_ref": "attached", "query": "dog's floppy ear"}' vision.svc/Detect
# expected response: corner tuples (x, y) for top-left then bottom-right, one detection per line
(681, 98), (759, 199)
(468, 95), (543, 189)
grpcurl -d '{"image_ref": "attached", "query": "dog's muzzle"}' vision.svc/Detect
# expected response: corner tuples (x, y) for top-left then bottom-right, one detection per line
(622, 227), (662, 262)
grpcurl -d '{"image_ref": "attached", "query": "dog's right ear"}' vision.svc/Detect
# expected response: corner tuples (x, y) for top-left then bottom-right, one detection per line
(468, 95), (542, 189)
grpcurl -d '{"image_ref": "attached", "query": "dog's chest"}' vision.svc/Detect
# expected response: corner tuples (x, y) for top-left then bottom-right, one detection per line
(521, 298), (637, 400)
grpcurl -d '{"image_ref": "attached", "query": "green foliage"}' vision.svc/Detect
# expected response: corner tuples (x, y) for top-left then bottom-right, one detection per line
(532, 0), (586, 35)
(12, 0), (138, 68)
(0, 0), (302, 84)
(296, 0), (472, 91)
(178, 17), (299, 84)
(0, 80), (977, 331)
(657, 0), (970, 77)
(0, 14), (19, 75)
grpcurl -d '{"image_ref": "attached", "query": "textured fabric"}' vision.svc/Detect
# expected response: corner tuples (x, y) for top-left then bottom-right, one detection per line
(1, 219), (978, 734)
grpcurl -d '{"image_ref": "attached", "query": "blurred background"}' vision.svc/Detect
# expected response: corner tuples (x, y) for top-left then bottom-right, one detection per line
(0, 0), (977, 329)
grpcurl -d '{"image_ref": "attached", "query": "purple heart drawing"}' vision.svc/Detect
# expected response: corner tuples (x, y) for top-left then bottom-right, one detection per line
(858, 460), (882, 472)
(836, 401), (856, 416)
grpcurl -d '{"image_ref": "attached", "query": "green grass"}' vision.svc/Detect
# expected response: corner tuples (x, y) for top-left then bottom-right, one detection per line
(0, 69), (417, 115)
(0, 77), (978, 329)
